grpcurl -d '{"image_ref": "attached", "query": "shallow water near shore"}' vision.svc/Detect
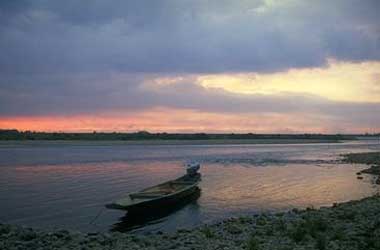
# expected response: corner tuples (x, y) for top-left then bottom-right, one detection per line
(0, 140), (379, 233)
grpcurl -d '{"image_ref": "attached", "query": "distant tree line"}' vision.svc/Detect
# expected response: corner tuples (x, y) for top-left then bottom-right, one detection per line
(0, 129), (369, 141)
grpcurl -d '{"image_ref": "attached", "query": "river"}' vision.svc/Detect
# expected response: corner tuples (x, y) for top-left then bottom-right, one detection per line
(0, 140), (379, 233)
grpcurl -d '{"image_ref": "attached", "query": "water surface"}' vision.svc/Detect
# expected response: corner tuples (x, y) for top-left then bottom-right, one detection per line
(0, 140), (379, 233)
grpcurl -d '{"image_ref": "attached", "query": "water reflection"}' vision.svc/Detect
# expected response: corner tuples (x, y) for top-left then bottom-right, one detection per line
(0, 141), (379, 233)
(112, 188), (201, 232)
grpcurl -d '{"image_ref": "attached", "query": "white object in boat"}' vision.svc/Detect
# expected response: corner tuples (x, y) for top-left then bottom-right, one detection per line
(186, 162), (200, 175)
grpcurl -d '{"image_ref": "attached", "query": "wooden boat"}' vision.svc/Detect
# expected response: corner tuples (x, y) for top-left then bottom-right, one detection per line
(105, 164), (201, 214)
(110, 189), (201, 232)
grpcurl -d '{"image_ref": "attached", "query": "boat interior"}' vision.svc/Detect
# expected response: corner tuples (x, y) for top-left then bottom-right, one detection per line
(108, 173), (201, 207)
(129, 180), (194, 199)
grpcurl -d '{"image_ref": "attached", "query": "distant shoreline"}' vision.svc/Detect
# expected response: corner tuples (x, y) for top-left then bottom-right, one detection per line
(0, 129), (366, 142)
(0, 138), (345, 146)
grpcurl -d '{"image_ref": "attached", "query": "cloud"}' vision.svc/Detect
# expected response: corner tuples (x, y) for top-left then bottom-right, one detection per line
(0, 0), (379, 74)
(197, 60), (380, 103)
(1, 1), (379, 133)
(1, 71), (379, 130)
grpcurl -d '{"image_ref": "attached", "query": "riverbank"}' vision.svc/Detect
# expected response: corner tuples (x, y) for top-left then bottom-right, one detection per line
(2, 194), (380, 250)
(342, 152), (380, 184)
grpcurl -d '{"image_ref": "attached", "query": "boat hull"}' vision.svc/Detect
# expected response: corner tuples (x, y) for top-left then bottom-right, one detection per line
(106, 173), (201, 214)
(111, 188), (201, 232)
(124, 185), (200, 215)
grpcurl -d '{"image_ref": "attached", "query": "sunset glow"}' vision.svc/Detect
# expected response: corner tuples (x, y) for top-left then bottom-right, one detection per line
(198, 60), (380, 103)
(1, 107), (379, 134)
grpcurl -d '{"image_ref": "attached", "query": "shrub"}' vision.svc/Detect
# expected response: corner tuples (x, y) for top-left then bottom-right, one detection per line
(201, 226), (215, 238)
(256, 216), (267, 226)
(315, 233), (327, 250)
(246, 235), (260, 250)
(290, 222), (308, 243)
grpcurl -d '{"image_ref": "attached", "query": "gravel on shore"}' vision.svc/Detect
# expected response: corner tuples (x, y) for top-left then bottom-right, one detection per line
(2, 195), (380, 250)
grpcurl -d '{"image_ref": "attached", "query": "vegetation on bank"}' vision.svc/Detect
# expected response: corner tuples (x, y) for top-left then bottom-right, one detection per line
(0, 129), (362, 141)
(1, 195), (380, 250)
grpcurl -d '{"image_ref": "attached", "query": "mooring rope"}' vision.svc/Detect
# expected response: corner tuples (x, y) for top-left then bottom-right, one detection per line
(89, 207), (106, 225)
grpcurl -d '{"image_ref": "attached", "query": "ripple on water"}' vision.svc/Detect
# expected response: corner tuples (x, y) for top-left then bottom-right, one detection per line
(0, 141), (379, 233)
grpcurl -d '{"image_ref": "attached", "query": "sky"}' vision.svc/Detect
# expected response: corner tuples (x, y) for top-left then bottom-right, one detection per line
(0, 0), (379, 133)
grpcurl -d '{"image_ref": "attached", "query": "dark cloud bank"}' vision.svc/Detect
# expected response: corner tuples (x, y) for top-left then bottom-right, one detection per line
(0, 0), (379, 130)
(1, 0), (379, 74)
